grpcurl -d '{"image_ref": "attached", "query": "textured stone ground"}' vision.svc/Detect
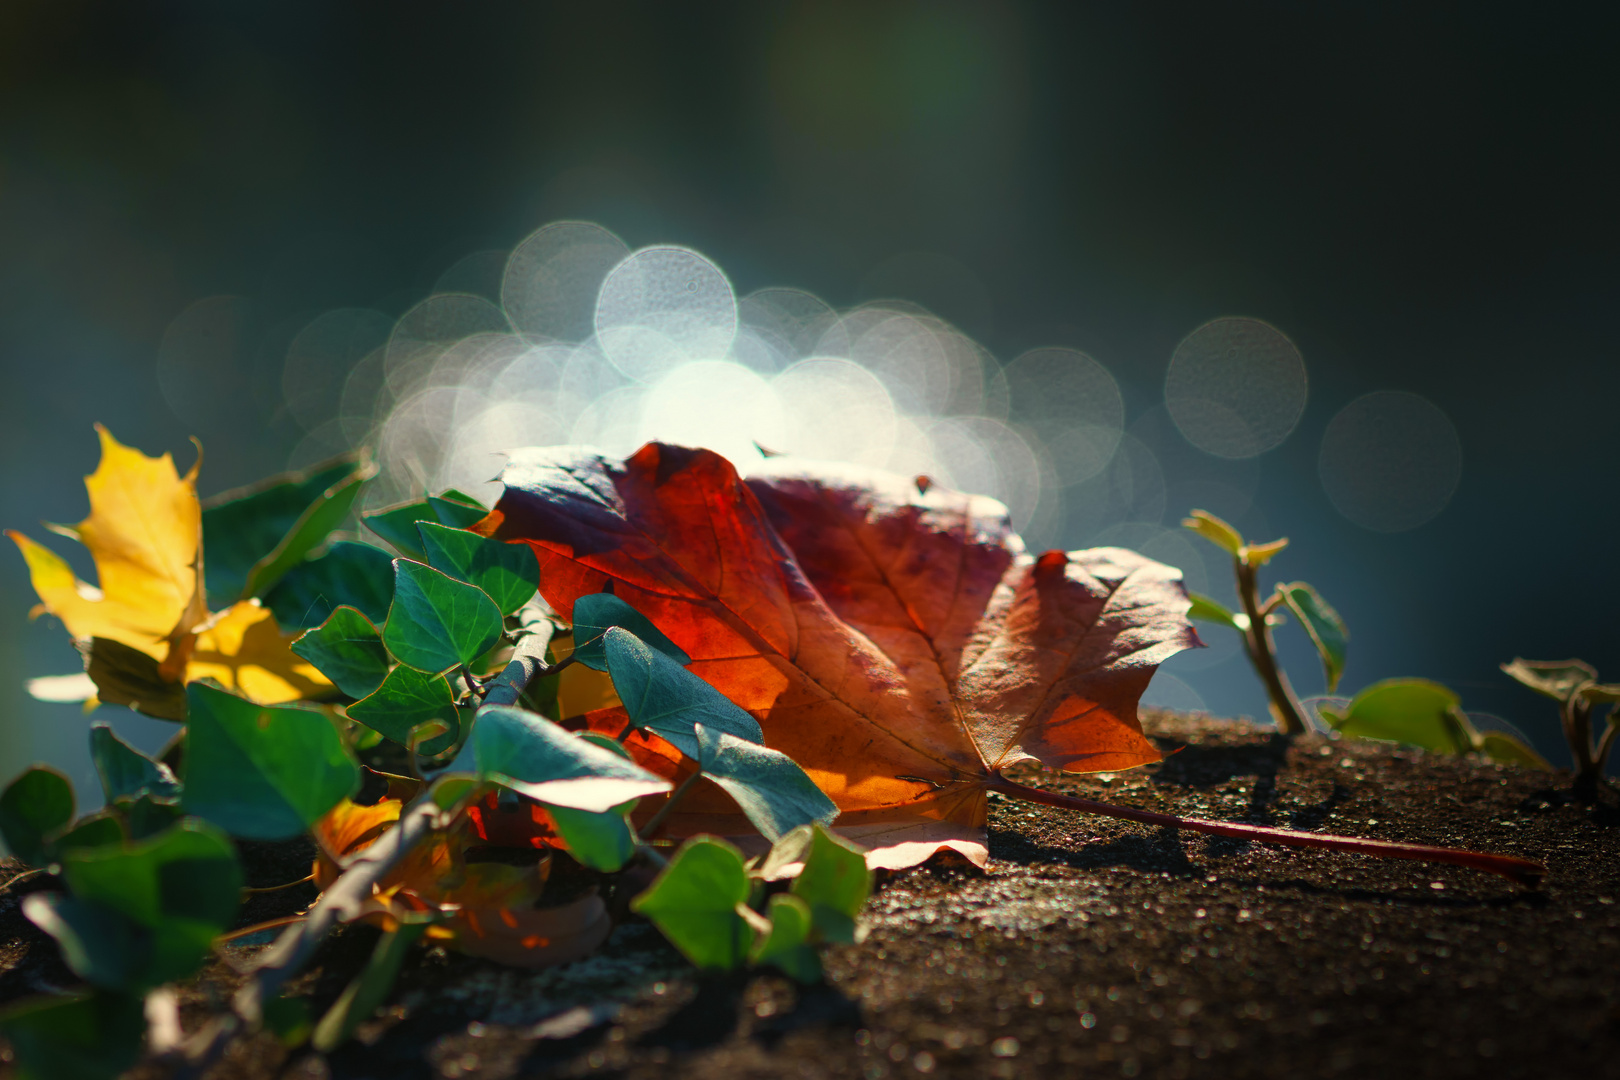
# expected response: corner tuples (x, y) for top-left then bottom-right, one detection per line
(3, 712), (1617, 1080)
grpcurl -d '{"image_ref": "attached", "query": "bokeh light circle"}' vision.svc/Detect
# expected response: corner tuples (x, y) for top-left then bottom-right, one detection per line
(502, 222), (630, 342)
(595, 246), (738, 380)
(1165, 317), (1307, 458)
(1318, 390), (1462, 532)
(1004, 348), (1124, 485)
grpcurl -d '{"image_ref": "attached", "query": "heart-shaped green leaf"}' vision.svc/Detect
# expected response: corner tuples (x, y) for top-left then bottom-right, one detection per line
(89, 722), (179, 805)
(22, 894), (143, 991)
(749, 893), (820, 982)
(789, 823), (871, 944)
(345, 664), (462, 757)
(0, 766), (75, 867)
(264, 540), (395, 629)
(362, 492), (486, 561)
(472, 704), (671, 812)
(292, 606), (390, 699)
(181, 682), (359, 839)
(383, 560), (503, 674)
(630, 836), (754, 970)
(570, 593), (690, 672)
(60, 819), (240, 929)
(603, 627), (762, 758)
(51, 812), (127, 855)
(1318, 679), (1474, 755)
(202, 451), (374, 603)
(1477, 731), (1552, 770)
(548, 802), (637, 872)
(0, 991), (145, 1080)
(54, 819), (242, 988)
(1278, 582), (1349, 692)
(418, 521), (539, 616)
(695, 725), (838, 842)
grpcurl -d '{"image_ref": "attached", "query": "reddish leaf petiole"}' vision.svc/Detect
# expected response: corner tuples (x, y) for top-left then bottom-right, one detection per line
(987, 773), (1546, 887)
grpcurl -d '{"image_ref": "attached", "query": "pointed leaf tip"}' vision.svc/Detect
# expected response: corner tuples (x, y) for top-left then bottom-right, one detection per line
(383, 559), (503, 674)
(1278, 582), (1348, 692)
(1182, 510), (1244, 555)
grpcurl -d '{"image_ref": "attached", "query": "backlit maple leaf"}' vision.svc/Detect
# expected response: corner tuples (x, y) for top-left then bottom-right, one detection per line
(479, 443), (1201, 869)
(9, 427), (328, 710)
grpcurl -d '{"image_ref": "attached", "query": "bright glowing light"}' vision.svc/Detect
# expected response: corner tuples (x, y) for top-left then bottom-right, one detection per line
(596, 246), (738, 380)
(639, 361), (785, 471)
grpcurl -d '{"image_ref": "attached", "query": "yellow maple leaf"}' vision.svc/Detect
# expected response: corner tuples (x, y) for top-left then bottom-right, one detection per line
(8, 424), (205, 674)
(188, 600), (331, 704)
(10, 426), (330, 709)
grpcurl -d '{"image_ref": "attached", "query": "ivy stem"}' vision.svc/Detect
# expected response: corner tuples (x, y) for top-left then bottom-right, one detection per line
(1593, 710), (1619, 775)
(986, 772), (1546, 887)
(240, 873), (314, 895)
(640, 770), (703, 839)
(214, 915), (308, 945)
(1235, 556), (1308, 735)
(172, 632), (557, 1077)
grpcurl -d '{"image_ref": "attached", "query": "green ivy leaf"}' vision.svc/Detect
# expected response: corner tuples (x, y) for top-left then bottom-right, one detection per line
(202, 452), (374, 603)
(630, 836), (754, 970)
(383, 560), (504, 674)
(312, 919), (431, 1052)
(361, 493), (486, 561)
(89, 722), (178, 805)
(472, 704), (671, 811)
(50, 812), (127, 855)
(0, 991), (145, 1080)
(263, 540), (396, 630)
(789, 823), (871, 945)
(1278, 582), (1349, 692)
(21, 894), (142, 991)
(1477, 731), (1553, 770)
(292, 606), (391, 699)
(1181, 510), (1244, 555)
(123, 796), (183, 841)
(345, 664), (463, 757)
(549, 802), (638, 872)
(749, 893), (821, 982)
(1318, 679), (1475, 756)
(603, 627), (763, 758)
(0, 766), (75, 867)
(1186, 592), (1244, 632)
(56, 819), (241, 988)
(570, 593), (691, 672)
(696, 725), (838, 842)
(1500, 657), (1598, 704)
(181, 682), (359, 839)
(417, 521), (539, 616)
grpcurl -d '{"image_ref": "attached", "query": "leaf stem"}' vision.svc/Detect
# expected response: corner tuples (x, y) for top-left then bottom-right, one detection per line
(640, 770), (703, 839)
(987, 773), (1546, 887)
(1235, 558), (1308, 735)
(215, 914), (308, 944)
(171, 633), (558, 1076)
(240, 873), (314, 895)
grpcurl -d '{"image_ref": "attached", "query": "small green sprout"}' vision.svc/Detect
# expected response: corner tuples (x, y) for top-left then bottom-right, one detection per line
(1502, 658), (1620, 796)
(1182, 509), (1347, 735)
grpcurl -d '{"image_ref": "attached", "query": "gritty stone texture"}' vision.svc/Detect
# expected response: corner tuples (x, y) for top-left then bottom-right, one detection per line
(2, 712), (1616, 1079)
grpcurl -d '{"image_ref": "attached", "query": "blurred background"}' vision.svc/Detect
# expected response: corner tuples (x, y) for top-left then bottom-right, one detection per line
(2, 2), (1615, 798)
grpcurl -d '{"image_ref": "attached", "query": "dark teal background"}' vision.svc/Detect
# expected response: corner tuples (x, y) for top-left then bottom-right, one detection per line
(2, 3), (1615, 791)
